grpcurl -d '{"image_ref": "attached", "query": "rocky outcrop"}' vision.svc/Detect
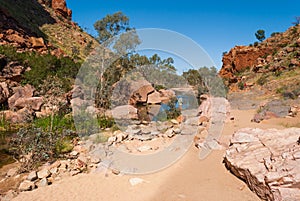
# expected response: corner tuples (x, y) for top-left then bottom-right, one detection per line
(219, 46), (273, 82)
(0, 84), (45, 123)
(219, 25), (300, 90)
(51, 0), (72, 19)
(224, 128), (300, 201)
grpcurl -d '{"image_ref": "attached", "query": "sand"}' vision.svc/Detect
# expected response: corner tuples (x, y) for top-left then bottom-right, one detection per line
(12, 109), (296, 201)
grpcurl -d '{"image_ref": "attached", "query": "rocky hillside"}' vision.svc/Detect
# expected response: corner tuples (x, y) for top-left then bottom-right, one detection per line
(0, 0), (98, 59)
(219, 25), (300, 98)
(0, 0), (99, 123)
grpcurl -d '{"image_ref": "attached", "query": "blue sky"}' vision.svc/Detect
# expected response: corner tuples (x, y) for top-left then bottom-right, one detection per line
(68, 0), (300, 69)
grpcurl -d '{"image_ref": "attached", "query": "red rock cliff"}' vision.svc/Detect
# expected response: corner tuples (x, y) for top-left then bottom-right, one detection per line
(51, 0), (72, 19)
(219, 45), (273, 82)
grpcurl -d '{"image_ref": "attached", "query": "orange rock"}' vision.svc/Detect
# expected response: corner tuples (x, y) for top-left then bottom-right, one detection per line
(219, 45), (273, 82)
(30, 37), (45, 48)
(198, 116), (209, 125)
(52, 0), (72, 19)
(176, 115), (185, 123)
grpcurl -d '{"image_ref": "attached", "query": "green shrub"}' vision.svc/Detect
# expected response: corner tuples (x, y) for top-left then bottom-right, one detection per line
(154, 84), (166, 91)
(9, 128), (77, 172)
(97, 115), (115, 129)
(166, 97), (181, 119)
(271, 32), (280, 37)
(290, 43), (299, 47)
(0, 45), (81, 92)
(237, 81), (244, 90)
(33, 114), (75, 133)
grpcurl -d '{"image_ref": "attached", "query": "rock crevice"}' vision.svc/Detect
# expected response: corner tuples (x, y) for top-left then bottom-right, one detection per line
(224, 127), (300, 201)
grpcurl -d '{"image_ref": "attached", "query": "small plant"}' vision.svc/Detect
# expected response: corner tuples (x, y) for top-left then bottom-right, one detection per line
(274, 70), (282, 77)
(271, 32), (280, 37)
(279, 43), (288, 48)
(0, 113), (11, 131)
(290, 43), (299, 48)
(237, 81), (245, 90)
(276, 87), (285, 94)
(97, 115), (116, 129)
(282, 91), (297, 99)
(254, 42), (259, 47)
(256, 75), (267, 86)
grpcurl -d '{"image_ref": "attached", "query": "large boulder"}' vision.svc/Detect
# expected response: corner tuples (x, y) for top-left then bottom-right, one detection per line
(111, 105), (138, 120)
(14, 97), (44, 111)
(158, 89), (175, 103)
(0, 82), (11, 104)
(3, 107), (34, 123)
(131, 85), (154, 104)
(147, 91), (161, 104)
(224, 128), (300, 201)
(8, 84), (34, 110)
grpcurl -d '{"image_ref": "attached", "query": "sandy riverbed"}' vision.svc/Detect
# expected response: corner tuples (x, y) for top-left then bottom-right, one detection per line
(12, 109), (298, 201)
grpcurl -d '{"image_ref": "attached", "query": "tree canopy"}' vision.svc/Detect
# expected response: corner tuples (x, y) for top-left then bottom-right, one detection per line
(255, 29), (265, 42)
(94, 11), (131, 43)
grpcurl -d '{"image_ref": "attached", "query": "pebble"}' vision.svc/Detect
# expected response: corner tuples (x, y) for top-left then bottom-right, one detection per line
(129, 177), (145, 186)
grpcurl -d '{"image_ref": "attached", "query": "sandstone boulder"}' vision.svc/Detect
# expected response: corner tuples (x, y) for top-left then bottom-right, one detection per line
(14, 97), (43, 111)
(0, 82), (10, 104)
(8, 84), (34, 109)
(147, 91), (161, 104)
(158, 89), (175, 103)
(30, 37), (45, 48)
(6, 34), (25, 45)
(111, 105), (138, 120)
(131, 85), (154, 103)
(224, 128), (300, 201)
(19, 181), (35, 191)
(3, 107), (34, 123)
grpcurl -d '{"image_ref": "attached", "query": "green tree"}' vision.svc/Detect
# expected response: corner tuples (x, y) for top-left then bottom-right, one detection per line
(182, 69), (203, 86)
(94, 11), (131, 43)
(113, 30), (141, 55)
(255, 29), (265, 42)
